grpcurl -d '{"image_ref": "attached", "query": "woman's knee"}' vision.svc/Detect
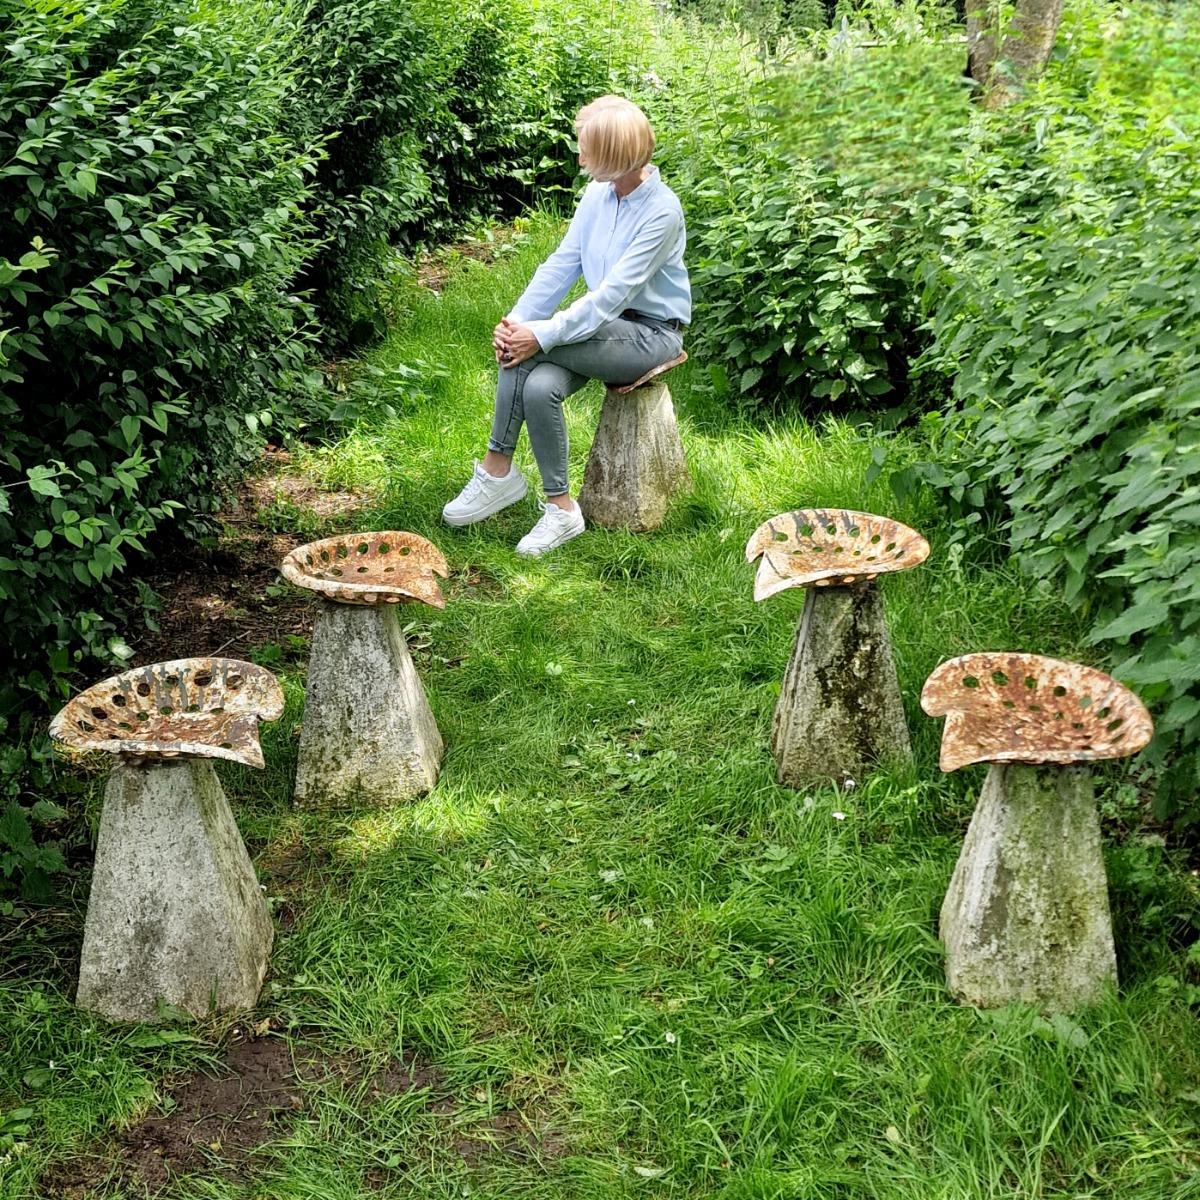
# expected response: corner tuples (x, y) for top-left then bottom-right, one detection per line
(521, 369), (566, 418)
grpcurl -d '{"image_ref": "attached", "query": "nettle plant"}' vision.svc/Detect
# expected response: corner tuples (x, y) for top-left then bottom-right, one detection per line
(646, 13), (966, 410)
(913, 1), (1200, 819)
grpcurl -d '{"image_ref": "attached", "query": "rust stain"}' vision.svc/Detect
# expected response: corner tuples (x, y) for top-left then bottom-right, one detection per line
(614, 351), (687, 396)
(921, 652), (1154, 772)
(745, 509), (930, 602)
(281, 531), (448, 608)
(49, 658), (285, 769)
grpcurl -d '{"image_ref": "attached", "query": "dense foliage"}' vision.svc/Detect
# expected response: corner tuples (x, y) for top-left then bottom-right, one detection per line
(3, 0), (1198, 892)
(299, 0), (646, 343)
(0, 0), (650, 894)
(914, 2), (1200, 819)
(0, 0), (323, 710)
(646, 9), (967, 410)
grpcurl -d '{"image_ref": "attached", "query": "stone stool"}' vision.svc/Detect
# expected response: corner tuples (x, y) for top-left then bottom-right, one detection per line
(282, 531), (448, 808)
(746, 508), (929, 787)
(49, 657), (282, 1022)
(922, 652), (1154, 1012)
(578, 352), (690, 532)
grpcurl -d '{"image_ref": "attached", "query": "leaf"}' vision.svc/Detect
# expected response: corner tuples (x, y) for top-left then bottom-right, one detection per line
(26, 470), (61, 499)
(1090, 601), (1169, 643)
(740, 367), (763, 393)
(30, 800), (67, 822)
(1048, 1014), (1088, 1050)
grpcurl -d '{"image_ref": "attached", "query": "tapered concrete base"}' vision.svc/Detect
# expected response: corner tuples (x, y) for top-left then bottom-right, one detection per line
(76, 760), (273, 1022)
(941, 763), (1117, 1012)
(579, 382), (690, 532)
(771, 583), (911, 787)
(294, 600), (442, 808)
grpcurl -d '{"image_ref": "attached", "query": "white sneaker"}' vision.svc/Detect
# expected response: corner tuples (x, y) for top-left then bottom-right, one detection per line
(442, 460), (528, 527)
(516, 501), (586, 557)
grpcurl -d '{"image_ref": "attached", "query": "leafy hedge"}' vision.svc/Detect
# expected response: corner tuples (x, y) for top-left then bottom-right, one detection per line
(294, 0), (645, 343)
(912, 1), (1200, 819)
(0, 0), (323, 691)
(0, 0), (650, 895)
(646, 2), (1200, 821)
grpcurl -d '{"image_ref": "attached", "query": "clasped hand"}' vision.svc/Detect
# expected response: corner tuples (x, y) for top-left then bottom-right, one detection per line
(493, 318), (540, 368)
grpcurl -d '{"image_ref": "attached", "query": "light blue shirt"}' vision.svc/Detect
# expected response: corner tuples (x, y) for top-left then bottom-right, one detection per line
(508, 165), (691, 352)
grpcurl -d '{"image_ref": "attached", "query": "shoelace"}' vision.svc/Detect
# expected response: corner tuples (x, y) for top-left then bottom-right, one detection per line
(534, 502), (574, 530)
(458, 465), (488, 502)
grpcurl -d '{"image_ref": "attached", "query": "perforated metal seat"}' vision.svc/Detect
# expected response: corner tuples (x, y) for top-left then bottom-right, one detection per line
(281, 531), (448, 607)
(745, 508), (930, 602)
(50, 657), (284, 769)
(921, 652), (1153, 772)
(614, 351), (687, 395)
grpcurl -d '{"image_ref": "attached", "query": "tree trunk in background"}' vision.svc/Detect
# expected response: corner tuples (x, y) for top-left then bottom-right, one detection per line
(966, 0), (1064, 109)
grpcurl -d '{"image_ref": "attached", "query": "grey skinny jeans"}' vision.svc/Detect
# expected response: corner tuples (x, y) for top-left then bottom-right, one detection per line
(488, 315), (684, 497)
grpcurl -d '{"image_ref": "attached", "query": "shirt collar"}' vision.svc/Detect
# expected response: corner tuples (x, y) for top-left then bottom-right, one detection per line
(609, 164), (660, 206)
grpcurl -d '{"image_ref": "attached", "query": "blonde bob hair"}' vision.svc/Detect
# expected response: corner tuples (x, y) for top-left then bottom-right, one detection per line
(575, 96), (655, 182)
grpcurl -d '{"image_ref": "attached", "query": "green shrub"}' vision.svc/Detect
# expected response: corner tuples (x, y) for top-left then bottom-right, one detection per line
(254, 0), (653, 343)
(645, 11), (967, 410)
(0, 0), (332, 891)
(417, 0), (656, 229)
(0, 724), (70, 905)
(912, 0), (1200, 819)
(289, 0), (438, 345)
(0, 0), (323, 691)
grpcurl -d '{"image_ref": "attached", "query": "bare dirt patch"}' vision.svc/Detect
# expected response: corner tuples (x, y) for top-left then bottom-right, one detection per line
(130, 448), (368, 668)
(453, 1102), (570, 1167)
(244, 462), (367, 521)
(38, 1036), (304, 1197)
(361, 1053), (445, 1103)
(37, 1038), (452, 1198)
(416, 227), (525, 294)
(114, 1038), (301, 1188)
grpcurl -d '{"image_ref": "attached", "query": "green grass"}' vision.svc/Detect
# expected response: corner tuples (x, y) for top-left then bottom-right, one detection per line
(4, 214), (1200, 1199)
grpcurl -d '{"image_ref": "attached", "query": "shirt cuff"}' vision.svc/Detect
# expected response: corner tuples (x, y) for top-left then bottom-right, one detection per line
(523, 318), (559, 352)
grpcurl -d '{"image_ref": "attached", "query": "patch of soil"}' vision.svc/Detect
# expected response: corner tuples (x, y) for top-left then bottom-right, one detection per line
(244, 468), (367, 521)
(416, 227), (523, 294)
(453, 1105), (570, 1167)
(254, 834), (335, 932)
(39, 1036), (305, 1198)
(362, 1053), (445, 1104)
(131, 448), (367, 668)
(38, 1039), (455, 1198)
(446, 561), (505, 602)
(257, 832), (333, 890)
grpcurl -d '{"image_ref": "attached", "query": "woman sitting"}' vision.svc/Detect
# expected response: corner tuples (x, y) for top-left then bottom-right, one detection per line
(442, 95), (691, 557)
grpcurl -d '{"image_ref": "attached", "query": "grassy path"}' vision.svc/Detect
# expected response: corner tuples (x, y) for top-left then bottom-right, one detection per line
(5, 216), (1200, 1200)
